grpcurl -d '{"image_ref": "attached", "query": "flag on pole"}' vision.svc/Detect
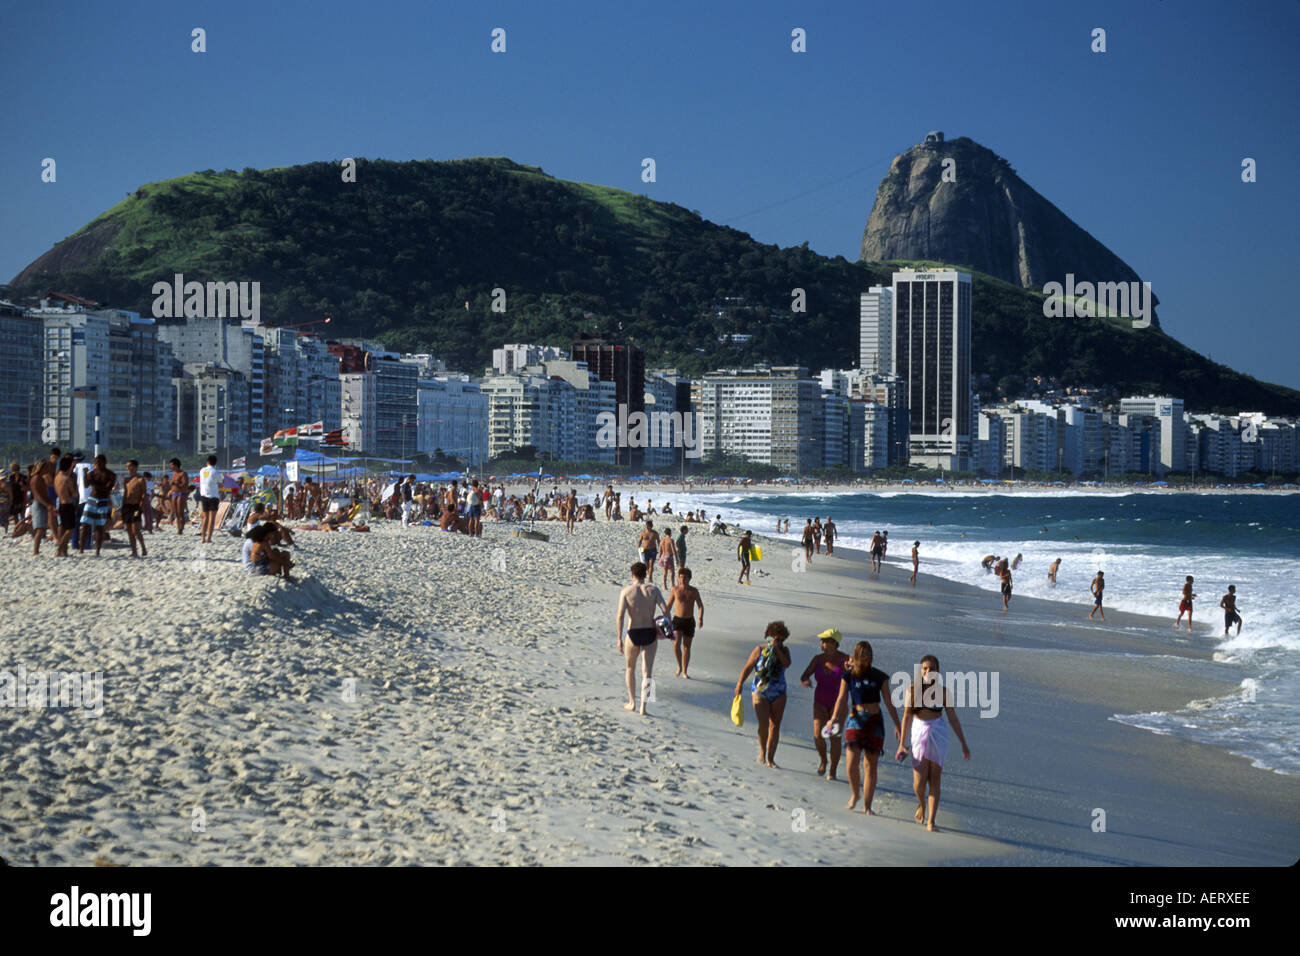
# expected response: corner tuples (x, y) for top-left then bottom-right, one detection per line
(259, 438), (284, 456)
(273, 427), (299, 448)
(322, 428), (348, 447)
(298, 421), (324, 438)
(232, 457), (246, 469)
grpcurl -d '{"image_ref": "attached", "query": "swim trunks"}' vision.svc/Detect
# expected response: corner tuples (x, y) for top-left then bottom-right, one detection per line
(121, 503), (141, 525)
(58, 502), (77, 530)
(671, 615), (695, 639)
(641, 549), (657, 567)
(31, 501), (48, 530)
(1224, 610), (1241, 628)
(80, 497), (110, 527)
(200, 495), (219, 513)
(1179, 599), (1192, 612)
(627, 627), (657, 647)
(845, 711), (884, 754)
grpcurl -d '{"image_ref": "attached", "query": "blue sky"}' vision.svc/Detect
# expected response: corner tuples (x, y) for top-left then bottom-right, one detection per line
(3, 0), (1297, 388)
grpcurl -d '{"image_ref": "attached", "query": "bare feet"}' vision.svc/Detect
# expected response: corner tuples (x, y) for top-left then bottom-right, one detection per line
(816, 762), (827, 776)
(845, 797), (859, 810)
(624, 702), (636, 711)
(766, 760), (778, 769)
(915, 804), (925, 823)
(926, 822), (939, 832)
(862, 807), (876, 816)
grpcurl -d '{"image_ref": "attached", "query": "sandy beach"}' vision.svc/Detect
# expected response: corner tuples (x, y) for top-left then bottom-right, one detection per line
(0, 489), (1296, 866)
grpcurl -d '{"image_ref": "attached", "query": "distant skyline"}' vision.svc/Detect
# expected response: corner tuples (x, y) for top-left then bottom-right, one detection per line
(3, 0), (1296, 389)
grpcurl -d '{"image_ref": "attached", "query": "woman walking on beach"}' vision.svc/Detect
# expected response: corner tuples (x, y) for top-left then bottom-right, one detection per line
(799, 629), (849, 778)
(899, 654), (971, 832)
(830, 640), (902, 813)
(735, 621), (792, 767)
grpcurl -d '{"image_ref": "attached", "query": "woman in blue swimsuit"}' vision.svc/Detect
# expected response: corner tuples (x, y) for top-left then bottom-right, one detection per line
(735, 621), (792, 768)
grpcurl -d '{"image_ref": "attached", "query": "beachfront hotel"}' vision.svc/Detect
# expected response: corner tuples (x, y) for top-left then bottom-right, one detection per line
(891, 269), (973, 471)
(859, 285), (893, 376)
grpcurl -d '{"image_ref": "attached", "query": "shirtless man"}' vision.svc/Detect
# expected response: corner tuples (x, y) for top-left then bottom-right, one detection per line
(81, 454), (117, 556)
(802, 519), (816, 565)
(737, 529), (754, 585)
(167, 458), (189, 534)
(1219, 585), (1243, 636)
(910, 540), (920, 585)
(1048, 558), (1061, 586)
(122, 460), (148, 557)
(869, 531), (884, 573)
(29, 460), (54, 557)
(1176, 575), (1197, 632)
(615, 562), (670, 715)
(657, 528), (677, 588)
(824, 517), (836, 556)
(668, 567), (705, 678)
(637, 520), (659, 569)
(565, 488), (577, 535)
(53, 455), (78, 557)
(981, 554), (997, 572)
(1089, 570), (1106, 621)
(604, 485), (614, 520)
(1000, 566), (1013, 611)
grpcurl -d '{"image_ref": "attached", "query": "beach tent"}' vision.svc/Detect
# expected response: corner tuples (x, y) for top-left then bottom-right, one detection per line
(257, 465), (280, 477)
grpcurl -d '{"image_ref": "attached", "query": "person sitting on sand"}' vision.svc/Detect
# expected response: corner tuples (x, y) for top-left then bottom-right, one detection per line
(247, 522), (295, 580)
(899, 654), (971, 832)
(799, 629), (849, 779)
(735, 621), (792, 768)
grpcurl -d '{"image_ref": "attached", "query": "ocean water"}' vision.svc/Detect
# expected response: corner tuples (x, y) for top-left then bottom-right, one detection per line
(671, 489), (1300, 775)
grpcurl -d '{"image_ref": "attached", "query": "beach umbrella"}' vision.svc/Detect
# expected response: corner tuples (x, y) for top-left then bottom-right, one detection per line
(220, 474), (241, 490)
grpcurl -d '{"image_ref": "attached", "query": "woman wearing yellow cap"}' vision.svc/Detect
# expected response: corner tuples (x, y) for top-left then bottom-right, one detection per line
(799, 629), (850, 779)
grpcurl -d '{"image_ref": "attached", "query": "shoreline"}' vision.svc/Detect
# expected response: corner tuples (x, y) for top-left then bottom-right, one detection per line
(0, 509), (1295, 865)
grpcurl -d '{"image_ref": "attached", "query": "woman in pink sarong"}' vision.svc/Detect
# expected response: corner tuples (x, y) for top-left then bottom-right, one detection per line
(899, 654), (971, 832)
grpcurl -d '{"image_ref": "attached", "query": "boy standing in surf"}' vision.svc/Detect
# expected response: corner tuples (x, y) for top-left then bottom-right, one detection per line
(1089, 570), (1106, 622)
(1176, 576), (1197, 632)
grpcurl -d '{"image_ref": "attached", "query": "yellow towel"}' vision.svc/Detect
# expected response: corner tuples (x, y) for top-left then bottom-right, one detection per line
(730, 694), (745, 727)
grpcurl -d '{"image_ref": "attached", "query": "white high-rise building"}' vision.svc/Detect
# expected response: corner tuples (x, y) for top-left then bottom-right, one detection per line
(891, 270), (972, 470)
(693, 367), (822, 473)
(859, 286), (893, 375)
(491, 343), (567, 375)
(417, 375), (489, 465)
(1120, 396), (1185, 476)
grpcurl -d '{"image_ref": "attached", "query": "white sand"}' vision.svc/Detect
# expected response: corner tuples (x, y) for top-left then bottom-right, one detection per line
(3, 488), (1294, 866)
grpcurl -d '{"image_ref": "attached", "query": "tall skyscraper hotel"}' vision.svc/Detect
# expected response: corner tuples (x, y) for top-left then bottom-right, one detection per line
(891, 269), (972, 470)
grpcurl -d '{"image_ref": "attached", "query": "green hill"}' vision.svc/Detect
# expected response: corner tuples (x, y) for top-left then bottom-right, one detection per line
(8, 157), (1299, 415)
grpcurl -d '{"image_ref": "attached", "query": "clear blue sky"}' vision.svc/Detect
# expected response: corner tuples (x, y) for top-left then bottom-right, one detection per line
(3, 0), (1297, 389)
